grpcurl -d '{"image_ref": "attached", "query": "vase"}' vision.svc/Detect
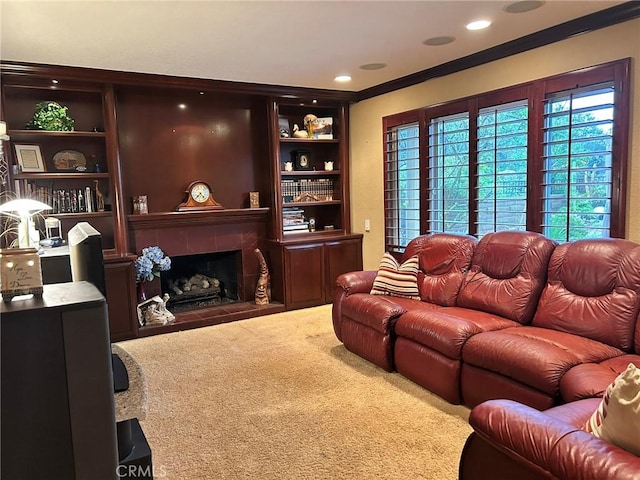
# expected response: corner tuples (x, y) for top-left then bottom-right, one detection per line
(137, 283), (147, 304)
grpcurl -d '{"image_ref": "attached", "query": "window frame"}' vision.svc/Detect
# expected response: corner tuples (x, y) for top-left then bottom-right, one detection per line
(382, 59), (630, 252)
(382, 110), (422, 253)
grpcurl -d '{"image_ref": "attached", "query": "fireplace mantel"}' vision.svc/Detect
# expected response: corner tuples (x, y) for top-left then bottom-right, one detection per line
(128, 207), (272, 320)
(127, 208), (270, 230)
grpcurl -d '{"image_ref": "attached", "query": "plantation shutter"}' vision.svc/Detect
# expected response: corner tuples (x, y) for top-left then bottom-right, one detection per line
(542, 83), (614, 242)
(427, 112), (470, 234)
(476, 100), (528, 236)
(384, 122), (420, 252)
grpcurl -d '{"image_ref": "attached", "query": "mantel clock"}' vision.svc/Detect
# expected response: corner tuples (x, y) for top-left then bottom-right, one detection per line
(176, 181), (223, 211)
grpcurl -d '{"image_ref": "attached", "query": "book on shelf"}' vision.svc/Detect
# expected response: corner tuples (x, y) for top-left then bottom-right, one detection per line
(281, 178), (334, 202)
(283, 223), (309, 231)
(312, 117), (333, 139)
(11, 180), (99, 214)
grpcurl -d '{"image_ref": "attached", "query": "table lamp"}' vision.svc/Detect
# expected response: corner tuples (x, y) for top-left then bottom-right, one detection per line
(0, 198), (52, 248)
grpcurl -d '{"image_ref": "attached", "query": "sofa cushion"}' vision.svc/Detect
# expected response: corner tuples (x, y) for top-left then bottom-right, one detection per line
(370, 253), (420, 300)
(462, 326), (624, 395)
(532, 238), (640, 351)
(402, 233), (477, 306)
(395, 307), (520, 359)
(457, 231), (557, 324)
(584, 363), (640, 456)
(560, 354), (640, 402)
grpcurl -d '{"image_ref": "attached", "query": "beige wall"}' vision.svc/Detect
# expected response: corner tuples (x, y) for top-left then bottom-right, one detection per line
(349, 19), (640, 270)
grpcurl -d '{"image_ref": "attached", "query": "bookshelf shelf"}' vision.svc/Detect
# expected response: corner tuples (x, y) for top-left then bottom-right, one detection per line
(8, 129), (106, 139)
(14, 173), (110, 180)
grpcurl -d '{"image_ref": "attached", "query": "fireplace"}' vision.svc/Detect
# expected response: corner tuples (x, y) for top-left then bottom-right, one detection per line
(161, 250), (240, 313)
(128, 209), (285, 333)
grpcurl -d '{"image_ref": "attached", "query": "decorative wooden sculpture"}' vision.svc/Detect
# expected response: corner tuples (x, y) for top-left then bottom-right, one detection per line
(94, 179), (105, 212)
(254, 248), (271, 305)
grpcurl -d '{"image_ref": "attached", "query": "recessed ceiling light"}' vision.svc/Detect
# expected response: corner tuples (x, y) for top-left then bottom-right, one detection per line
(334, 75), (352, 82)
(423, 36), (455, 46)
(51, 79), (59, 84)
(504, 1), (544, 14)
(359, 63), (387, 71)
(178, 104), (187, 110)
(466, 20), (491, 31)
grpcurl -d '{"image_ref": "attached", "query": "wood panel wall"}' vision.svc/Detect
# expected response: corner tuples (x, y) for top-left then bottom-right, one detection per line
(115, 86), (271, 213)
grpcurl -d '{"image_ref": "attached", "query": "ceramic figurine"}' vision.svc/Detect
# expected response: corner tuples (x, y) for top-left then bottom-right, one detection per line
(292, 124), (308, 138)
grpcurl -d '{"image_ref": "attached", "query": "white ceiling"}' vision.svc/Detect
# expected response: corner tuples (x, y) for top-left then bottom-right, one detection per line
(0, 0), (625, 92)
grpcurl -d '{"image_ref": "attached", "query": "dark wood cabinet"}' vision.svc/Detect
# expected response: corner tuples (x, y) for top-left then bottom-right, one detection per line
(284, 242), (325, 308)
(324, 237), (363, 302)
(104, 254), (139, 341)
(267, 234), (362, 309)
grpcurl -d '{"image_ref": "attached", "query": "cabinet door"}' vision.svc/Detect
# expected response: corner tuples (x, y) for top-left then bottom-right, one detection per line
(324, 238), (364, 302)
(104, 258), (138, 341)
(283, 243), (325, 309)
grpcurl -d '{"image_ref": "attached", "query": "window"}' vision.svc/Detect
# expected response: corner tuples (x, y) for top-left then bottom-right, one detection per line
(383, 59), (630, 252)
(384, 118), (420, 252)
(428, 112), (470, 234)
(476, 101), (528, 235)
(542, 84), (614, 242)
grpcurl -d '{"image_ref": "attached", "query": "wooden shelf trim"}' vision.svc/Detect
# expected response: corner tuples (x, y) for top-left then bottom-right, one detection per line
(281, 170), (340, 176)
(8, 130), (106, 138)
(279, 138), (339, 144)
(282, 200), (341, 207)
(271, 231), (363, 245)
(15, 173), (110, 180)
(127, 208), (270, 230)
(47, 211), (112, 218)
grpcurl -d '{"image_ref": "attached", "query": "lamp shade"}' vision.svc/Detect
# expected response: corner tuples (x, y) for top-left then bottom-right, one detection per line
(0, 199), (52, 218)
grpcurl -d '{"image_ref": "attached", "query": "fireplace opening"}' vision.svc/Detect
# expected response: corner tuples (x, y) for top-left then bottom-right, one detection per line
(161, 250), (241, 313)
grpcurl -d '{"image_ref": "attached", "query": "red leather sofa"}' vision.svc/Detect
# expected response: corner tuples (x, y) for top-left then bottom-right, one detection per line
(332, 231), (640, 478)
(459, 397), (640, 480)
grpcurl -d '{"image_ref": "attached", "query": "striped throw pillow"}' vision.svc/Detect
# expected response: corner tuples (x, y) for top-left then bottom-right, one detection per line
(370, 253), (421, 300)
(584, 362), (640, 455)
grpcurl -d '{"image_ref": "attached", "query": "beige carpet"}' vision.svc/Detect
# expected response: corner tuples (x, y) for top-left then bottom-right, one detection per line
(117, 305), (472, 480)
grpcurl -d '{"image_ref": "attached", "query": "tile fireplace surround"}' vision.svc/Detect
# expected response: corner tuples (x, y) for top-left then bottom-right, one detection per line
(127, 208), (284, 334)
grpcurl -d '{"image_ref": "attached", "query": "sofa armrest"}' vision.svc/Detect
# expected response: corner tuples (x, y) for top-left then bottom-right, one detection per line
(464, 399), (640, 480)
(332, 271), (377, 342)
(469, 399), (573, 472)
(335, 270), (378, 295)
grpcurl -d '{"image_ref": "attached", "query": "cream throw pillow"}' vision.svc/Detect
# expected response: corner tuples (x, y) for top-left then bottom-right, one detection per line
(584, 362), (640, 455)
(370, 253), (420, 300)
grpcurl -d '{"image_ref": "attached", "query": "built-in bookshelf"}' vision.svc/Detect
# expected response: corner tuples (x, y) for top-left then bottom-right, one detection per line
(1, 78), (119, 251)
(266, 97), (362, 309)
(1, 61), (362, 338)
(271, 99), (350, 240)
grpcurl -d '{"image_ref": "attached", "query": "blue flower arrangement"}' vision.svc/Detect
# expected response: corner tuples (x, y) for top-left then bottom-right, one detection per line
(135, 246), (171, 283)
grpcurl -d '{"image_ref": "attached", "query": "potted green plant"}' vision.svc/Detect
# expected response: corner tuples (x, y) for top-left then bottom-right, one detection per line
(26, 101), (75, 131)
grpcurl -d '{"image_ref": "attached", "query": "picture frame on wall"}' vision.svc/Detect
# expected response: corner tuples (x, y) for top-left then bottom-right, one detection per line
(14, 144), (45, 172)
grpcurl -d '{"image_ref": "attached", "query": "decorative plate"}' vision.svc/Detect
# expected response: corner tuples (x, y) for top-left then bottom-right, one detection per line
(52, 150), (87, 171)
